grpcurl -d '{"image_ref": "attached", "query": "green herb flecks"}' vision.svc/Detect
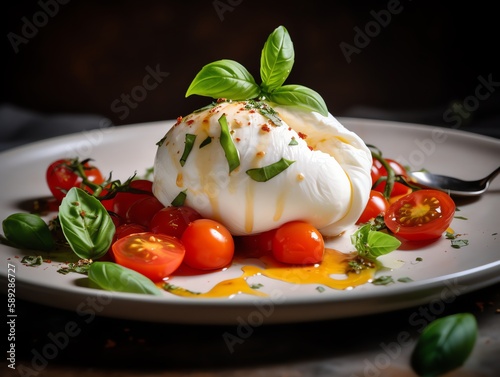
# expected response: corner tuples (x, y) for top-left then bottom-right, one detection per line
(218, 114), (241, 173)
(411, 313), (477, 376)
(180, 133), (196, 167)
(246, 158), (295, 182)
(21, 255), (44, 266)
(58, 259), (93, 275)
(244, 99), (283, 126)
(185, 26), (328, 116)
(372, 276), (394, 285)
(289, 137), (298, 146)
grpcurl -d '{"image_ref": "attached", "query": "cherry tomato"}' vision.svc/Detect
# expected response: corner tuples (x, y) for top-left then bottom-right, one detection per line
(371, 158), (408, 185)
(235, 229), (276, 255)
(115, 223), (148, 240)
(112, 232), (185, 281)
(149, 206), (202, 238)
(384, 189), (455, 241)
(272, 221), (324, 264)
(46, 159), (104, 201)
(373, 181), (413, 202)
(356, 190), (390, 224)
(125, 196), (164, 227)
(181, 219), (234, 270)
(112, 179), (154, 218)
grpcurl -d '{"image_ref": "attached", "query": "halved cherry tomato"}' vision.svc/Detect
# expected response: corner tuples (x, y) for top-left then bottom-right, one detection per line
(384, 189), (455, 241)
(46, 159), (104, 201)
(357, 190), (390, 224)
(112, 232), (185, 281)
(112, 179), (154, 219)
(181, 219), (234, 270)
(272, 221), (324, 264)
(125, 196), (164, 227)
(149, 206), (202, 238)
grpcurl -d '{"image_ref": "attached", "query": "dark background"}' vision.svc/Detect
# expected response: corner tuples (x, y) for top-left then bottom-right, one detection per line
(2, 0), (500, 138)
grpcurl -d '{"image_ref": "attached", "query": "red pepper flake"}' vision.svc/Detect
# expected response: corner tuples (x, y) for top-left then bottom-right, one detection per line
(235, 138), (241, 142)
(186, 119), (194, 125)
(45, 259), (52, 263)
(217, 98), (226, 103)
(308, 146), (313, 151)
(175, 116), (183, 125)
(261, 125), (271, 133)
(249, 110), (256, 114)
(298, 132), (307, 140)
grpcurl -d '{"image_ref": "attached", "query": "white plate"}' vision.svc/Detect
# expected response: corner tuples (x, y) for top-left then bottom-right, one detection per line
(1, 118), (499, 324)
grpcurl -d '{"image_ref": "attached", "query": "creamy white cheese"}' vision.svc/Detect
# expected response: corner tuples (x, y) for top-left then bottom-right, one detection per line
(153, 100), (372, 237)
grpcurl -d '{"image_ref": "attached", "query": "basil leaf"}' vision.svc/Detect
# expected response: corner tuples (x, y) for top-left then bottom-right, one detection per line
(185, 59), (260, 100)
(411, 313), (477, 376)
(268, 84), (328, 117)
(246, 158), (295, 182)
(88, 261), (162, 296)
(366, 230), (401, 257)
(351, 223), (400, 260)
(260, 25), (294, 93)
(2, 213), (55, 251)
(218, 114), (241, 173)
(180, 133), (196, 166)
(59, 187), (115, 260)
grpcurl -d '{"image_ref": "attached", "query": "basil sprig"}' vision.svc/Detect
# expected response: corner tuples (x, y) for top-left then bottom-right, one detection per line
(59, 187), (115, 260)
(411, 313), (477, 376)
(88, 261), (162, 296)
(185, 26), (328, 116)
(351, 223), (401, 260)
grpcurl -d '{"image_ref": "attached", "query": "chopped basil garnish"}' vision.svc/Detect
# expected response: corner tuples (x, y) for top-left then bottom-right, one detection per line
(171, 190), (187, 207)
(218, 114), (241, 173)
(397, 277), (413, 283)
(244, 99), (283, 126)
(451, 239), (469, 248)
(372, 276), (394, 285)
(21, 255), (44, 266)
(180, 133), (196, 167)
(246, 158), (295, 182)
(289, 137), (298, 146)
(199, 136), (212, 148)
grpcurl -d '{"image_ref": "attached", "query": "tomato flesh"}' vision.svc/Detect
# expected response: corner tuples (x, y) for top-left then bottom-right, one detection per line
(181, 219), (234, 270)
(272, 221), (324, 264)
(384, 190), (455, 241)
(112, 232), (185, 281)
